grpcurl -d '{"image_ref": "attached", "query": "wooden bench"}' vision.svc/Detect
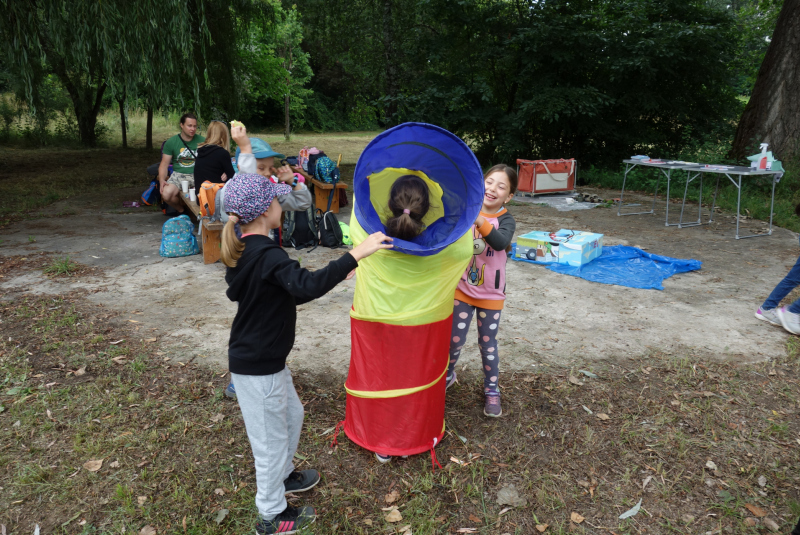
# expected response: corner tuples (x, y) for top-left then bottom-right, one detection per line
(180, 192), (224, 264)
(311, 178), (348, 214)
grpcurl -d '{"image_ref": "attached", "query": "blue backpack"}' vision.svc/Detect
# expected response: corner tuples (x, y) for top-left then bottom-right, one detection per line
(160, 215), (199, 257)
(315, 156), (340, 184)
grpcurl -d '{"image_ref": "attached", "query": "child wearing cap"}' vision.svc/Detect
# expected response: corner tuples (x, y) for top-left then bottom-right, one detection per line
(222, 125), (314, 401)
(220, 172), (393, 534)
(231, 125), (311, 214)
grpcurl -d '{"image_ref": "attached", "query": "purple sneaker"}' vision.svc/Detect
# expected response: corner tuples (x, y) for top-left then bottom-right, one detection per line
(484, 393), (502, 417)
(755, 306), (780, 326)
(777, 306), (800, 335)
(445, 372), (457, 390)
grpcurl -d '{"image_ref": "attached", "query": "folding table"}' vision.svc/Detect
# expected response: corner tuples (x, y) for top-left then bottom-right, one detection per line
(617, 159), (691, 226)
(677, 165), (779, 239)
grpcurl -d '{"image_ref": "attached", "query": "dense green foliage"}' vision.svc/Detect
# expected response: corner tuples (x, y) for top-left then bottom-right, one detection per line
(0, 0), (786, 162)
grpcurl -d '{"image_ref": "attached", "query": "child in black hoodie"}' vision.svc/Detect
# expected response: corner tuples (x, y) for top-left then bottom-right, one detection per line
(221, 172), (392, 534)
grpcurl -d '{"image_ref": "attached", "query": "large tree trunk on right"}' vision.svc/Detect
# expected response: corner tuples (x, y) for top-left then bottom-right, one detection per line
(731, 0), (800, 161)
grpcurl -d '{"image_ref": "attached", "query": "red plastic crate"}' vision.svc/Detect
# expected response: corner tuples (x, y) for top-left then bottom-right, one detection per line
(516, 159), (576, 194)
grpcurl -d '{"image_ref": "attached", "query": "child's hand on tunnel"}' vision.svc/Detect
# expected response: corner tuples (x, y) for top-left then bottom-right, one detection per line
(350, 232), (393, 261)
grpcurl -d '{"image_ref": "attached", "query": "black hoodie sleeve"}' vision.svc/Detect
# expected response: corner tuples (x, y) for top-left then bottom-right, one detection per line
(220, 149), (235, 180)
(481, 212), (516, 251)
(266, 250), (358, 305)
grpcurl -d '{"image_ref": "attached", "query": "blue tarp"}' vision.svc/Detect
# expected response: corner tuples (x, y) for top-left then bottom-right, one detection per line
(510, 244), (702, 290)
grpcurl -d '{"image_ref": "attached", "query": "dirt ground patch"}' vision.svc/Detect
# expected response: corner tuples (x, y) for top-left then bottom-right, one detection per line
(1, 181), (796, 377)
(1, 292), (798, 535)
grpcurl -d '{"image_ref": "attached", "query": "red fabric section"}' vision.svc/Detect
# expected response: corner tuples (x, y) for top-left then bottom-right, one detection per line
(344, 315), (451, 456)
(346, 316), (451, 391)
(345, 382), (446, 456)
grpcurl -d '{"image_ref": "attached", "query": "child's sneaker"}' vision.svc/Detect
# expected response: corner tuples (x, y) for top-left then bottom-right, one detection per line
(777, 306), (800, 335)
(284, 469), (320, 494)
(445, 372), (457, 390)
(256, 505), (316, 534)
(224, 382), (236, 400)
(484, 393), (502, 418)
(375, 453), (392, 463)
(755, 306), (780, 326)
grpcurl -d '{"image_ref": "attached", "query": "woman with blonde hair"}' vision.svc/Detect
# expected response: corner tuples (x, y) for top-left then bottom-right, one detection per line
(193, 120), (236, 197)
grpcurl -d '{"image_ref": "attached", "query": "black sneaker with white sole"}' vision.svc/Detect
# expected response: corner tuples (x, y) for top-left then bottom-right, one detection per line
(284, 469), (320, 494)
(255, 505), (316, 534)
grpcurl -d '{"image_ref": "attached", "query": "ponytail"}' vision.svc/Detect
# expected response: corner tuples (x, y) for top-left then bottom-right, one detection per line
(384, 175), (430, 241)
(221, 215), (245, 267)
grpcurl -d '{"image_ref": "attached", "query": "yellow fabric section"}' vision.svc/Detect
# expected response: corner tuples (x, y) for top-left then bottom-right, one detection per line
(350, 209), (473, 326)
(368, 168), (445, 228)
(345, 360), (448, 399)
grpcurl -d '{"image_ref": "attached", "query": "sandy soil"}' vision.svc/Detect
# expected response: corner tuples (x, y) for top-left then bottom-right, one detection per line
(1, 185), (796, 376)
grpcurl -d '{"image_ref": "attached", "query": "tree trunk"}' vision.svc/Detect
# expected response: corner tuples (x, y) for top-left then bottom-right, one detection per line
(731, 0), (800, 161)
(146, 106), (154, 150)
(284, 93), (291, 141)
(118, 96), (127, 149)
(383, 0), (398, 123)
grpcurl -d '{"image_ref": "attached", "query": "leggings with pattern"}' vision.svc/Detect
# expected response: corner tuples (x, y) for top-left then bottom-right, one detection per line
(447, 299), (502, 395)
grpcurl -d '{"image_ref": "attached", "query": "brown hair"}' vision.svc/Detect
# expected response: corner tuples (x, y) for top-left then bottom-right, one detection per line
(179, 113), (197, 125)
(199, 121), (230, 151)
(384, 175), (430, 241)
(221, 216), (245, 267)
(485, 164), (518, 194)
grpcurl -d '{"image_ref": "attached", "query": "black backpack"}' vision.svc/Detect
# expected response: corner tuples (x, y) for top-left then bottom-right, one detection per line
(316, 209), (344, 248)
(282, 206), (318, 250)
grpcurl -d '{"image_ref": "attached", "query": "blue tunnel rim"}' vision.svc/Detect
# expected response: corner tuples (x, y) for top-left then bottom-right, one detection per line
(353, 122), (484, 256)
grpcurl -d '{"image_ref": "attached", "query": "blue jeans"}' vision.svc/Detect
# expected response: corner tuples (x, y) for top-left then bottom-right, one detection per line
(762, 238), (800, 314)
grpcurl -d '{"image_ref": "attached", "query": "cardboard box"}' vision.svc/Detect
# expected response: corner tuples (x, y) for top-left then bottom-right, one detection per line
(515, 229), (603, 267)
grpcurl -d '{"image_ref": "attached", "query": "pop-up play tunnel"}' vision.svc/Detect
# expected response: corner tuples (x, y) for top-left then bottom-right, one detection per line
(341, 123), (484, 461)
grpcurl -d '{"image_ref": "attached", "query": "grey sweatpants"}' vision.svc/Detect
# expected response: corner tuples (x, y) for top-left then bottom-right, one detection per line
(232, 367), (304, 520)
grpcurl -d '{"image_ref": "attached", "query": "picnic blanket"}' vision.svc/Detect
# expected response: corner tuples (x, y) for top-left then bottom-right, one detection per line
(510, 244), (701, 290)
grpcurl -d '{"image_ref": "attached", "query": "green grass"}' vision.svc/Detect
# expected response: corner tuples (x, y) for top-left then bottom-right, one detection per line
(42, 256), (79, 276)
(3, 291), (798, 534)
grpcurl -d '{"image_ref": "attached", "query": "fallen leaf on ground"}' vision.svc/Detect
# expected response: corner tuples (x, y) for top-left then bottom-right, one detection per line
(111, 356), (127, 364)
(578, 370), (598, 378)
(210, 413), (224, 423)
(214, 488), (225, 496)
(498, 507), (512, 516)
(763, 518), (779, 532)
(398, 525), (412, 535)
(456, 529), (477, 534)
(535, 524), (549, 532)
(744, 517), (758, 527)
(468, 514), (481, 523)
(74, 366), (86, 376)
(137, 496), (147, 506)
(83, 459), (103, 472)
(182, 516), (187, 532)
(757, 475), (767, 487)
(568, 375), (583, 386)
(109, 340), (125, 345)
(384, 507), (402, 523)
(496, 484), (527, 507)
(570, 512), (584, 524)
(145, 338), (157, 342)
(108, 460), (119, 468)
(214, 509), (229, 525)
(619, 498), (642, 519)
(744, 504), (767, 517)
(363, 519), (373, 526)
(596, 413), (610, 420)
(139, 526), (156, 535)
(642, 476), (653, 490)
(385, 490), (400, 503)
(705, 460), (717, 471)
